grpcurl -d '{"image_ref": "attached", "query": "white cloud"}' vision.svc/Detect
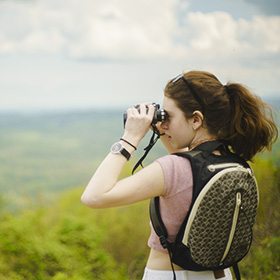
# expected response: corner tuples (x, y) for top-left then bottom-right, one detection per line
(1, 0), (279, 62)
(0, 0), (279, 111)
(175, 11), (280, 96)
(238, 16), (280, 54)
(186, 12), (239, 52)
(182, 11), (280, 62)
(0, 0), (187, 59)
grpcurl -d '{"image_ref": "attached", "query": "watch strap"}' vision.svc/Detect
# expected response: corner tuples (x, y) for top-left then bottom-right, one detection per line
(120, 147), (131, 160)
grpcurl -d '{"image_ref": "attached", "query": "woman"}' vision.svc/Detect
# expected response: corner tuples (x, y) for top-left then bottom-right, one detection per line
(81, 71), (278, 280)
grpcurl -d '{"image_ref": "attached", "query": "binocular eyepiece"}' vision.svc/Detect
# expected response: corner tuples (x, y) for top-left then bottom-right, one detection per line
(123, 103), (168, 127)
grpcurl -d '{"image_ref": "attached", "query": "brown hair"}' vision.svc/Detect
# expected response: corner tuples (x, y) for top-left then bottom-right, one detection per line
(164, 71), (278, 161)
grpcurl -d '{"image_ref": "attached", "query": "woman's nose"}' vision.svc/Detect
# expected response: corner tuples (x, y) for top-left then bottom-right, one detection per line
(160, 121), (168, 130)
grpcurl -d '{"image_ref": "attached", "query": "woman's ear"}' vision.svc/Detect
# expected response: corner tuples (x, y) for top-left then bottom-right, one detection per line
(192, 111), (204, 130)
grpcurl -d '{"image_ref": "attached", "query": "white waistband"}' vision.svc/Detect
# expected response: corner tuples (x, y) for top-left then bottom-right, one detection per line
(142, 268), (232, 280)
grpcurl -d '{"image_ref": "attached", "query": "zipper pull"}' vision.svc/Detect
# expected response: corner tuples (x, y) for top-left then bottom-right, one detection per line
(236, 192), (242, 207)
(207, 163), (242, 172)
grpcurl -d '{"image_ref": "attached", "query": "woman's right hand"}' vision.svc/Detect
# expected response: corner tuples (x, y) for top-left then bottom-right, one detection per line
(122, 103), (156, 148)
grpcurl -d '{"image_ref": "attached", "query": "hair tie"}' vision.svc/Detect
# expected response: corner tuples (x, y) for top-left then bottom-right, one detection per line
(224, 85), (230, 93)
(120, 138), (137, 150)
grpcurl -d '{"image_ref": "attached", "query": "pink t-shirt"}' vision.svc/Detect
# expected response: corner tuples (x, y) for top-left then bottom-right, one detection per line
(148, 154), (193, 253)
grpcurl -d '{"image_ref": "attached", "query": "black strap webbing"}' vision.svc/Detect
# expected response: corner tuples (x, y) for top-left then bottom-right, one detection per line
(149, 197), (168, 248)
(233, 263), (241, 280)
(150, 197), (177, 280)
(132, 125), (162, 174)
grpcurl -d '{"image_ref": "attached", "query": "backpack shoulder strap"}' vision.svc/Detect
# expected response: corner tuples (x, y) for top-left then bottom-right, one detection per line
(150, 196), (177, 279)
(175, 140), (225, 159)
(149, 197), (169, 249)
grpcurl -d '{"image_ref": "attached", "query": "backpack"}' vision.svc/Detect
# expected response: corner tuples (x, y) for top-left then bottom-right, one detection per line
(150, 141), (259, 280)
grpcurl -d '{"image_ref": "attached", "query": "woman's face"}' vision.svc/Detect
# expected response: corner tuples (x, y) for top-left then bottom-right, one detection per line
(160, 96), (195, 149)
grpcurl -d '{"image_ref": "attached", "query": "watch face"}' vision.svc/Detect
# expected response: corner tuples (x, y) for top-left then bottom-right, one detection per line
(110, 142), (131, 160)
(111, 142), (122, 153)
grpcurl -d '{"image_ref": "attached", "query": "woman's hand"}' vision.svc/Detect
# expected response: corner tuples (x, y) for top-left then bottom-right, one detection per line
(122, 103), (155, 148)
(81, 102), (164, 209)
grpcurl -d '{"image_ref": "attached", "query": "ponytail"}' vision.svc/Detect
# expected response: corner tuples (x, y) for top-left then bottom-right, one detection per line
(224, 83), (278, 161)
(165, 71), (278, 161)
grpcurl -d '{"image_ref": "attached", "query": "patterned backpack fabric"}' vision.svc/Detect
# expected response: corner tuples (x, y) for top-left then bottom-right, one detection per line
(150, 141), (259, 280)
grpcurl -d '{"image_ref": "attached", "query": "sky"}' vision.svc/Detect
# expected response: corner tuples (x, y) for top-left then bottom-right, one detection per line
(0, 0), (279, 112)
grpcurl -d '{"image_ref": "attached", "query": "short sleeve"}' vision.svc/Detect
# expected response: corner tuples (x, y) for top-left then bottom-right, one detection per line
(155, 154), (193, 197)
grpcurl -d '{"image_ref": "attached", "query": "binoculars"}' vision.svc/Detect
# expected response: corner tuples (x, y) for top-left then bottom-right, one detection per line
(123, 103), (168, 127)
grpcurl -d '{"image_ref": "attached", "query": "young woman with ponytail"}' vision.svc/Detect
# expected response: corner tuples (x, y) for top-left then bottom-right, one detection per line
(164, 71), (277, 161)
(81, 70), (278, 280)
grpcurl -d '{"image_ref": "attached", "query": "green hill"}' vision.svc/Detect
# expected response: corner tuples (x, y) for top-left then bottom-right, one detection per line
(0, 110), (166, 198)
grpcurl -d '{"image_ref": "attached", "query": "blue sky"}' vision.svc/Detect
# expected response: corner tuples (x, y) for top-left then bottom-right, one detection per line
(0, 0), (279, 112)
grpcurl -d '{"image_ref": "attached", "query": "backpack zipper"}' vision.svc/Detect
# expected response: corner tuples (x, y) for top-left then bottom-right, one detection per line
(207, 163), (242, 172)
(220, 192), (242, 264)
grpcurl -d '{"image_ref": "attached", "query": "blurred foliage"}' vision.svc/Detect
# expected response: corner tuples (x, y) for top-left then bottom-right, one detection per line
(0, 155), (279, 279)
(0, 186), (150, 279)
(238, 156), (280, 280)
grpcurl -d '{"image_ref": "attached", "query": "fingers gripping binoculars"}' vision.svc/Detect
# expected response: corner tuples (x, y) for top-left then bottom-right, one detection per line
(123, 103), (168, 127)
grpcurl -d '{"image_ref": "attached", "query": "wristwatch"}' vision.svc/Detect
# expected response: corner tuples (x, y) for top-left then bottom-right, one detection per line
(110, 142), (131, 160)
